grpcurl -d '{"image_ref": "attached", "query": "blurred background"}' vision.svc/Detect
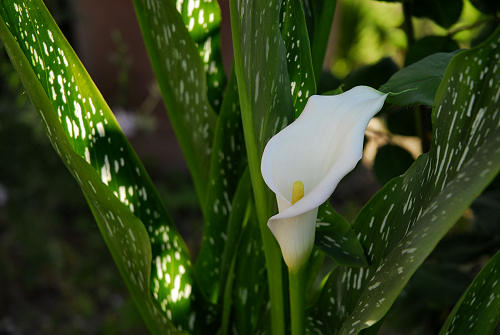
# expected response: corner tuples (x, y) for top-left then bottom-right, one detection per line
(0, 0), (499, 334)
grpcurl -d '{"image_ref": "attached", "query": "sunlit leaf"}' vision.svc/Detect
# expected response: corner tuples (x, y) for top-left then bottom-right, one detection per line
(0, 0), (194, 332)
(281, 0), (316, 117)
(438, 249), (500, 335)
(175, 0), (226, 110)
(309, 27), (500, 335)
(133, 0), (217, 204)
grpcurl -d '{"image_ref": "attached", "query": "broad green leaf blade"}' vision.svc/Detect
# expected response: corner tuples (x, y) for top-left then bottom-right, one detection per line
(281, 0), (316, 117)
(310, 27), (500, 335)
(380, 52), (458, 107)
(315, 203), (368, 267)
(175, 0), (226, 110)
(301, 0), (337, 84)
(133, 0), (217, 204)
(439, 249), (500, 335)
(0, 0), (194, 332)
(230, 0), (293, 152)
(229, 1), (293, 333)
(195, 73), (247, 302)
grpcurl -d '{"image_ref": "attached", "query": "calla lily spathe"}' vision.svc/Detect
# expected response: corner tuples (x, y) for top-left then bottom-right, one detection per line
(261, 86), (388, 270)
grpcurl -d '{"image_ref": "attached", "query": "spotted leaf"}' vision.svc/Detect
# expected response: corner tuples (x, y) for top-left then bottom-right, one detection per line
(0, 0), (194, 332)
(281, 0), (316, 117)
(301, 0), (336, 83)
(175, 0), (226, 110)
(230, 0), (293, 153)
(309, 27), (500, 335)
(315, 202), (368, 267)
(133, 0), (217, 204)
(438, 249), (500, 335)
(195, 72), (247, 302)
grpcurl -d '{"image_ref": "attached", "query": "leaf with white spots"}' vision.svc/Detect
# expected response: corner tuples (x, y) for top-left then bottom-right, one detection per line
(133, 0), (217, 204)
(315, 202), (368, 267)
(438, 249), (500, 335)
(301, 0), (337, 82)
(231, 208), (268, 335)
(195, 72), (247, 302)
(175, 0), (226, 110)
(309, 27), (500, 335)
(0, 0), (195, 332)
(380, 51), (459, 107)
(230, 0), (294, 152)
(280, 0), (316, 117)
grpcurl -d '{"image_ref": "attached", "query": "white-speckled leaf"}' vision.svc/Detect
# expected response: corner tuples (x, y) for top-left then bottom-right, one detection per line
(308, 27), (500, 335)
(0, 1), (194, 333)
(301, 0), (336, 82)
(230, 0), (294, 152)
(315, 202), (367, 267)
(132, 0), (217, 204)
(195, 72), (247, 302)
(175, 0), (226, 110)
(438, 249), (500, 335)
(281, 0), (316, 117)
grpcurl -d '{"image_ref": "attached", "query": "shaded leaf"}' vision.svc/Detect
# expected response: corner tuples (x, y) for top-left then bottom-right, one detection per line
(301, 0), (337, 83)
(439, 249), (500, 335)
(0, 0), (194, 332)
(281, 0), (316, 117)
(380, 51), (458, 106)
(315, 202), (368, 267)
(195, 71), (246, 302)
(309, 26), (500, 335)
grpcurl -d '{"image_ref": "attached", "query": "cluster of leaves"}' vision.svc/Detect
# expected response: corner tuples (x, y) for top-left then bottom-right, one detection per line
(0, 0), (499, 335)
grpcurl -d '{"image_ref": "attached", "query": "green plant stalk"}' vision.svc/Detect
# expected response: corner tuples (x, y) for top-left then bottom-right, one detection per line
(228, 2), (285, 335)
(311, 0), (337, 83)
(289, 267), (305, 335)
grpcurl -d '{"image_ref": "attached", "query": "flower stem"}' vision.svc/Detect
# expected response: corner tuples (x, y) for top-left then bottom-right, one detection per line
(289, 267), (305, 335)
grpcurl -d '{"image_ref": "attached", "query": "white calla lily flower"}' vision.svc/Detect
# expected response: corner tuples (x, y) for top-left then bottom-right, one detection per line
(261, 86), (388, 270)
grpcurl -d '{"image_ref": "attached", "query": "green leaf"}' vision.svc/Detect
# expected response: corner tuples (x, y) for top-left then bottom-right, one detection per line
(405, 36), (460, 66)
(439, 249), (500, 335)
(133, 0), (217, 204)
(310, 26), (500, 335)
(301, 0), (337, 84)
(380, 51), (458, 106)
(0, 0), (194, 332)
(231, 209), (269, 335)
(175, 0), (226, 110)
(195, 71), (247, 302)
(373, 144), (414, 185)
(281, 0), (316, 117)
(315, 202), (368, 267)
(229, 1), (293, 333)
